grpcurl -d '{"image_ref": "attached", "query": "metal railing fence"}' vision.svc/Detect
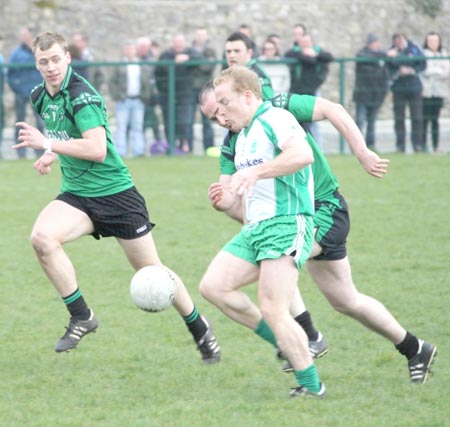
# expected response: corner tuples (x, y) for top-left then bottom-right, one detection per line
(1, 55), (449, 155)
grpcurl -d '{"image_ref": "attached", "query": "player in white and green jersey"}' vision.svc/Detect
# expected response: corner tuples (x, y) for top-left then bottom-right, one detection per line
(233, 100), (314, 223)
(13, 32), (221, 363)
(199, 66), (326, 398)
(221, 93), (344, 259)
(200, 80), (437, 385)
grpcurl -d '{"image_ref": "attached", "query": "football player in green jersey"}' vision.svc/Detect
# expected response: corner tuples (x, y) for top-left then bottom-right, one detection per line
(224, 31), (274, 100)
(13, 32), (221, 363)
(199, 71), (437, 385)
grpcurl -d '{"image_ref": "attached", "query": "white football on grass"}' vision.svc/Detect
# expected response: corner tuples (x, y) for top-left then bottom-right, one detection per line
(130, 265), (177, 312)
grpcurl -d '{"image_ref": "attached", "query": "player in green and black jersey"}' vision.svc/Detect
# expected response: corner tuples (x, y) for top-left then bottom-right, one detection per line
(224, 31), (274, 99)
(14, 32), (221, 363)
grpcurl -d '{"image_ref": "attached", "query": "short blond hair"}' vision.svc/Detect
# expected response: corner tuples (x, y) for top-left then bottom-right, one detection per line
(32, 32), (68, 54)
(214, 66), (262, 100)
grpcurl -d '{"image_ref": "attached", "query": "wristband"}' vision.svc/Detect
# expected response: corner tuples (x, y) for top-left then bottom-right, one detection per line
(43, 138), (53, 153)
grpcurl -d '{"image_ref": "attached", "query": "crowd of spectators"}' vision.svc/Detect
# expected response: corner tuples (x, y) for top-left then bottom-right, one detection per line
(1, 24), (450, 158)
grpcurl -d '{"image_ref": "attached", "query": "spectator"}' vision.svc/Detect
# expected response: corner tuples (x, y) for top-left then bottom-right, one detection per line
(421, 31), (450, 153)
(224, 31), (274, 99)
(136, 36), (165, 153)
(136, 36), (152, 61)
(71, 32), (104, 90)
(353, 34), (389, 150)
(0, 35), (5, 157)
(287, 23), (308, 56)
(151, 40), (161, 62)
(189, 27), (217, 153)
(238, 23), (260, 57)
(284, 32), (334, 97)
(258, 38), (290, 95)
(68, 43), (89, 80)
(7, 27), (44, 159)
(284, 32), (333, 144)
(293, 23), (308, 40)
(386, 33), (426, 153)
(155, 34), (202, 153)
(108, 40), (151, 157)
(267, 33), (283, 53)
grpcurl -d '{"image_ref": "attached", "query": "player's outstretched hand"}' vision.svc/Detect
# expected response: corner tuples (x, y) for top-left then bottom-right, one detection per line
(34, 151), (56, 175)
(359, 149), (390, 178)
(14, 122), (46, 151)
(208, 182), (224, 209)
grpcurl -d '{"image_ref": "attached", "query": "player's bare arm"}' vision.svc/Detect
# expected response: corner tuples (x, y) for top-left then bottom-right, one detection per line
(312, 97), (389, 178)
(14, 122), (107, 163)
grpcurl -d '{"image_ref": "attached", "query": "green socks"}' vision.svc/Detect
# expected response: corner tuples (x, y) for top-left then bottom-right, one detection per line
(295, 364), (321, 392)
(254, 318), (278, 348)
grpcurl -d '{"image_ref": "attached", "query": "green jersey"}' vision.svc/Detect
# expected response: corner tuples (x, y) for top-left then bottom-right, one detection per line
(233, 101), (314, 223)
(247, 59), (274, 100)
(220, 93), (339, 203)
(31, 67), (134, 197)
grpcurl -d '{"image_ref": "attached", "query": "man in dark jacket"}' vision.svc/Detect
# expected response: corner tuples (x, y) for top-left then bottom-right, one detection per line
(189, 27), (217, 153)
(386, 33), (426, 152)
(284, 33), (334, 96)
(353, 34), (389, 150)
(284, 32), (333, 145)
(155, 34), (202, 153)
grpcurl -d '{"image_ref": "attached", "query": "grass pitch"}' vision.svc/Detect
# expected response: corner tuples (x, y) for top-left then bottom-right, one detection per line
(0, 153), (448, 427)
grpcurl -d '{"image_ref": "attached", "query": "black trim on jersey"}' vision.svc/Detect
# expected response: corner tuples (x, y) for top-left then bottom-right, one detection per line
(270, 92), (293, 109)
(63, 95), (76, 125)
(249, 62), (269, 80)
(68, 72), (103, 117)
(270, 93), (310, 134)
(30, 84), (47, 115)
(222, 131), (236, 163)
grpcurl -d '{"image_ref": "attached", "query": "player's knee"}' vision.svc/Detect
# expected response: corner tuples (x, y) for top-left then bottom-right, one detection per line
(259, 300), (281, 324)
(330, 296), (360, 316)
(332, 301), (352, 315)
(199, 274), (230, 304)
(199, 277), (216, 302)
(30, 229), (59, 256)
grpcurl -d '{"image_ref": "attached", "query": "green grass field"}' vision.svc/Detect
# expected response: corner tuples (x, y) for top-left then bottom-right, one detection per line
(0, 154), (448, 427)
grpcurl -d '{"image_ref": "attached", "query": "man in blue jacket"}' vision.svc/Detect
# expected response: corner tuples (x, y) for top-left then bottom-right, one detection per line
(387, 33), (426, 153)
(7, 27), (44, 158)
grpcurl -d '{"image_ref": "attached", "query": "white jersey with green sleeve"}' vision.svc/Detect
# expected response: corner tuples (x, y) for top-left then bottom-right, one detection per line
(220, 93), (339, 203)
(234, 101), (314, 224)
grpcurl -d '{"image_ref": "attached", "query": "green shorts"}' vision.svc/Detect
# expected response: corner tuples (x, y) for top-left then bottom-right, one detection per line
(223, 214), (314, 270)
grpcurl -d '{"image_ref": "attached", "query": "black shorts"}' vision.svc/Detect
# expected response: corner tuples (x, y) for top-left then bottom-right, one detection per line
(56, 187), (155, 240)
(312, 190), (350, 261)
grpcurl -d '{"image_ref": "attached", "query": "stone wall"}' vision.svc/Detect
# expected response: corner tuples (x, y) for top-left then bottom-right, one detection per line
(3, 1), (450, 57)
(1, 0), (450, 119)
